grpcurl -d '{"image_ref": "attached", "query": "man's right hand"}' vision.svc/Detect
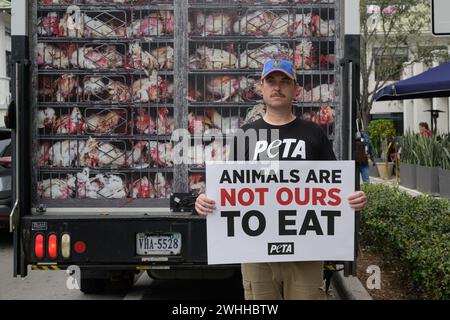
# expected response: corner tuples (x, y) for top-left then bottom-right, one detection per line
(195, 193), (216, 216)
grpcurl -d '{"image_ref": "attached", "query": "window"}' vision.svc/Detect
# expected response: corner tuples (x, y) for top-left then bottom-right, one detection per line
(373, 47), (409, 81)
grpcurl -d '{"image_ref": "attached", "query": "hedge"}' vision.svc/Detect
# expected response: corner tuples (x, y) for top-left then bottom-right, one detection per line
(360, 184), (450, 299)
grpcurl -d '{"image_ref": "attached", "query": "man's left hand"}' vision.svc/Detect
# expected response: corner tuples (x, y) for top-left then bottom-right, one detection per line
(347, 191), (367, 211)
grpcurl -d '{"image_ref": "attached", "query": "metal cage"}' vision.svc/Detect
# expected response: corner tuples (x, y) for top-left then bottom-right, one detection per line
(31, 0), (340, 209)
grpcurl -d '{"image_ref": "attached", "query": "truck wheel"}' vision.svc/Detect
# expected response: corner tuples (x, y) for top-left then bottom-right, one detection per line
(80, 278), (106, 294)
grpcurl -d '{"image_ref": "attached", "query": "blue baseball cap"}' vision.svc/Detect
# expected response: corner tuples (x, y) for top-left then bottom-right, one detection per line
(261, 59), (297, 81)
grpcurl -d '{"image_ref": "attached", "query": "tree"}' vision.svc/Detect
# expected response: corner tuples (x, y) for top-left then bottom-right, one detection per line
(359, 0), (444, 129)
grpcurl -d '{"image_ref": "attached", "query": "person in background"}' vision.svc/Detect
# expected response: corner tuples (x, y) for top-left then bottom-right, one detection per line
(356, 131), (375, 184)
(419, 122), (432, 138)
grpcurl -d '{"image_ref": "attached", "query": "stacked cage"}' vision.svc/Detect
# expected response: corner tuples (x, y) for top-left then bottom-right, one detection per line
(32, 0), (339, 208)
(187, 0), (339, 193)
(34, 0), (176, 207)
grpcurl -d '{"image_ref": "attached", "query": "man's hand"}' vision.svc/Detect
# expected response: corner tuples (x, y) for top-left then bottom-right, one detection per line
(347, 191), (367, 211)
(195, 193), (216, 216)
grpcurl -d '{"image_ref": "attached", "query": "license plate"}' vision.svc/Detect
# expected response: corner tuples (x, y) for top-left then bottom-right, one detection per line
(136, 233), (181, 256)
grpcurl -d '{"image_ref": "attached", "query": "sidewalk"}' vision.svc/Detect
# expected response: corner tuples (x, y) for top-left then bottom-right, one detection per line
(368, 176), (424, 197)
(367, 175), (449, 200)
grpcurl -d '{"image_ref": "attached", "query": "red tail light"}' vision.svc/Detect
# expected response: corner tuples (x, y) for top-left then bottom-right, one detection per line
(74, 241), (87, 254)
(34, 234), (44, 259)
(48, 234), (58, 259)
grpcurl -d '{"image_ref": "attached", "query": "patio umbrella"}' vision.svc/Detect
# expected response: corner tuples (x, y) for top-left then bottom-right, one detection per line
(373, 61), (450, 102)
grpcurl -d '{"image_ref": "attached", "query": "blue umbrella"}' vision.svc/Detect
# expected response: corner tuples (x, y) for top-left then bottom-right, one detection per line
(373, 61), (450, 101)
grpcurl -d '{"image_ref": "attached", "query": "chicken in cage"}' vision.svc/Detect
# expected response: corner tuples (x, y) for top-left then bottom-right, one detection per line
(127, 42), (174, 74)
(189, 46), (237, 70)
(149, 141), (174, 168)
(188, 111), (214, 135)
(38, 75), (80, 103)
(153, 172), (174, 199)
(130, 176), (153, 199)
(128, 10), (174, 38)
(76, 168), (128, 199)
(54, 107), (85, 134)
(239, 43), (293, 69)
(186, 140), (231, 168)
(83, 76), (131, 103)
(79, 138), (128, 168)
(188, 0), (334, 4)
(84, 108), (128, 134)
(156, 107), (174, 135)
(296, 105), (335, 136)
(37, 107), (57, 131)
(188, 173), (205, 195)
(130, 173), (174, 199)
(233, 10), (290, 36)
(70, 44), (126, 69)
(190, 11), (233, 36)
(126, 141), (151, 169)
(37, 12), (59, 36)
(59, 11), (127, 38)
(132, 71), (174, 103)
(47, 140), (86, 168)
(37, 107), (84, 135)
(133, 107), (174, 136)
(37, 174), (76, 200)
(188, 75), (263, 103)
(243, 103), (266, 125)
(37, 142), (52, 167)
(38, 43), (71, 69)
(134, 109), (157, 135)
(39, 0), (132, 4)
(297, 81), (336, 103)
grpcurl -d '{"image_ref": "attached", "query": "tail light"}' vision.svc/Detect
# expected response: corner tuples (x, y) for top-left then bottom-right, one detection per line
(48, 234), (58, 259)
(74, 241), (87, 254)
(61, 234), (71, 259)
(34, 234), (45, 259)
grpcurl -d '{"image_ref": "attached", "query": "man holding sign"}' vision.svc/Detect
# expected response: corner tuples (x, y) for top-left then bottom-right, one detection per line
(195, 59), (367, 300)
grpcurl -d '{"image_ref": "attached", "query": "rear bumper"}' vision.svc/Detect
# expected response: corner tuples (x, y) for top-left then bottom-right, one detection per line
(21, 214), (235, 271)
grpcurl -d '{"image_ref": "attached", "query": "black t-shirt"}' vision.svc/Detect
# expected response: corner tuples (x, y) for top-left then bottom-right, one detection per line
(232, 117), (336, 161)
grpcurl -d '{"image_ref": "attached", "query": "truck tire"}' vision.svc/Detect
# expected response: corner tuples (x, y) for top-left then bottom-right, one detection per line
(80, 278), (106, 294)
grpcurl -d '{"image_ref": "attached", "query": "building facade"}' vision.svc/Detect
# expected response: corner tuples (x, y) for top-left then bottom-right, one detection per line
(366, 5), (450, 135)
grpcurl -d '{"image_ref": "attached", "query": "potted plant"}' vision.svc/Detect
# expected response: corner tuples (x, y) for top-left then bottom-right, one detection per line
(438, 134), (450, 199)
(399, 132), (417, 189)
(413, 135), (441, 196)
(368, 120), (396, 180)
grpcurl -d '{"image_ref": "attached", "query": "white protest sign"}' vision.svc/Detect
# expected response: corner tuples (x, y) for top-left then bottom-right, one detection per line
(205, 161), (355, 265)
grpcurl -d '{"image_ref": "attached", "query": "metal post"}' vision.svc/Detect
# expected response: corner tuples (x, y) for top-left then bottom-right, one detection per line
(11, 0), (30, 278)
(174, 0), (189, 193)
(343, 0), (361, 277)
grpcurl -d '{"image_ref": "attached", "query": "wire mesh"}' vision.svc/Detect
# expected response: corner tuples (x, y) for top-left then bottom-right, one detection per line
(33, 0), (340, 207)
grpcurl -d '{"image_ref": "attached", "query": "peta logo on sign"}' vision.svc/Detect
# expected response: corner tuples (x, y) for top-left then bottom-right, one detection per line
(267, 242), (294, 255)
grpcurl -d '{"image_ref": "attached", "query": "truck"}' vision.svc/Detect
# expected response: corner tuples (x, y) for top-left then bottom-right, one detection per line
(9, 0), (360, 294)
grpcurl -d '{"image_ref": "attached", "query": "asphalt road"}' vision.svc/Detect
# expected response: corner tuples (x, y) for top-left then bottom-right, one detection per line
(0, 229), (244, 300)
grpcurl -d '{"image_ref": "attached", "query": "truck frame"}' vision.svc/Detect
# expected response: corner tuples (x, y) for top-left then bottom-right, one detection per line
(10, 0), (360, 294)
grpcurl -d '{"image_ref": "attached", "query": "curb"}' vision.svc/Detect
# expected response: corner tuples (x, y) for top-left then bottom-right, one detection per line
(332, 269), (373, 300)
